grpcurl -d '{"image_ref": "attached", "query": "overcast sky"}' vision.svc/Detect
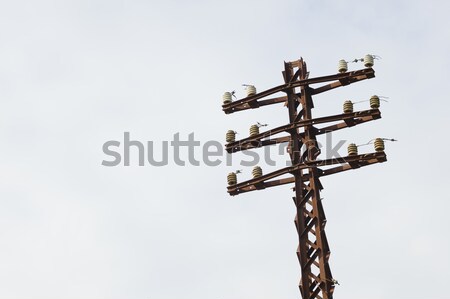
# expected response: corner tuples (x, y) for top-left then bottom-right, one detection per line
(1, 0), (450, 299)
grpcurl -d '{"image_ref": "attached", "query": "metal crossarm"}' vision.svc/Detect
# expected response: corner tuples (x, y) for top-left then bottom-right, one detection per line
(225, 109), (381, 153)
(227, 152), (386, 196)
(222, 68), (375, 114)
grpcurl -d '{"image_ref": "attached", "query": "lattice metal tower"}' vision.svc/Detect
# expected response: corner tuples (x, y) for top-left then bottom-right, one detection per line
(222, 56), (388, 299)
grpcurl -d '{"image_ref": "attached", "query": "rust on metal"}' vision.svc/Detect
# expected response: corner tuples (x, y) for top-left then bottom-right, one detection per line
(222, 57), (386, 299)
(225, 109), (381, 153)
(227, 152), (386, 196)
(222, 68), (375, 114)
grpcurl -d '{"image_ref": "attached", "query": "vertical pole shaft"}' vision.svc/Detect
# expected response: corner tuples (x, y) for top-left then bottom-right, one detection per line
(301, 83), (334, 299)
(284, 60), (310, 299)
(285, 59), (335, 299)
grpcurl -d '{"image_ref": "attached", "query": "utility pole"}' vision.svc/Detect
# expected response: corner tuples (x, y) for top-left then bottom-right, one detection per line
(222, 56), (389, 299)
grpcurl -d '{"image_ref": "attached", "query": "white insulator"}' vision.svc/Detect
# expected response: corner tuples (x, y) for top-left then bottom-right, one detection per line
(374, 138), (385, 152)
(227, 172), (237, 185)
(246, 85), (256, 97)
(343, 100), (353, 113)
(338, 59), (348, 73)
(370, 95), (380, 109)
(252, 166), (263, 178)
(347, 143), (358, 156)
(223, 92), (232, 105)
(226, 130), (236, 143)
(364, 54), (374, 68)
(249, 124), (259, 136)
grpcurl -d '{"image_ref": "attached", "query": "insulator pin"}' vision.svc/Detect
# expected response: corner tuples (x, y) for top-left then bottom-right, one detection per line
(249, 124), (259, 136)
(252, 166), (263, 178)
(343, 100), (353, 113)
(227, 172), (237, 185)
(347, 143), (358, 155)
(370, 95), (380, 109)
(364, 54), (374, 68)
(374, 138), (385, 152)
(223, 92), (232, 105)
(246, 85), (256, 97)
(338, 59), (348, 73)
(226, 130), (236, 143)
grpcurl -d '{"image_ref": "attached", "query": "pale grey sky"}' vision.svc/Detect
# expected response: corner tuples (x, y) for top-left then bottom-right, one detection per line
(1, 0), (449, 299)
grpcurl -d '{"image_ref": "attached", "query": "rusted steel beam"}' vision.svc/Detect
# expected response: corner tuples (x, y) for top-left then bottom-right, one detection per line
(304, 250), (320, 272)
(315, 110), (381, 134)
(298, 68), (334, 299)
(311, 70), (375, 95)
(286, 60), (313, 299)
(225, 95), (289, 113)
(301, 218), (318, 239)
(227, 152), (387, 195)
(225, 109), (381, 153)
(310, 283), (324, 299)
(226, 136), (291, 153)
(222, 68), (375, 114)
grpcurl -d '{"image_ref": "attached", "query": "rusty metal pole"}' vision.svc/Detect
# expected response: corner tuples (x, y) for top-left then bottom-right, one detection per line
(283, 60), (312, 299)
(284, 59), (334, 299)
(222, 56), (386, 299)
